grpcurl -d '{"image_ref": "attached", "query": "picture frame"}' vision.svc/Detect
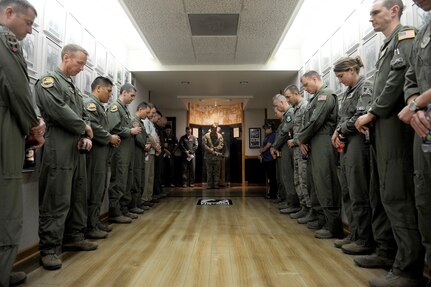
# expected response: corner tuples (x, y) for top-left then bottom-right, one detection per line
(42, 37), (61, 75)
(108, 85), (118, 105)
(82, 29), (96, 67)
(21, 28), (39, 77)
(65, 13), (82, 45)
(96, 42), (107, 74)
(124, 69), (132, 84)
(361, 34), (379, 79)
(360, 0), (374, 40)
(106, 52), (116, 80)
(116, 62), (124, 85)
(43, 0), (65, 44)
(331, 28), (343, 63)
(249, 128), (261, 149)
(82, 66), (94, 96)
(320, 40), (331, 74)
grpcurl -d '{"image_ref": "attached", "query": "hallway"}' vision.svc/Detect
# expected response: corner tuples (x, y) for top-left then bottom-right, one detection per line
(24, 195), (384, 287)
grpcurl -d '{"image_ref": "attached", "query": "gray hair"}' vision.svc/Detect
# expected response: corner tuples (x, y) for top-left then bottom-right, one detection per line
(272, 93), (287, 103)
(120, 83), (136, 94)
(301, 70), (321, 81)
(0, 0), (37, 16)
(61, 44), (88, 59)
(282, 84), (300, 95)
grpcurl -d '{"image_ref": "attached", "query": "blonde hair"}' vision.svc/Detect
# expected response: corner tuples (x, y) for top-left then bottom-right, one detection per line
(333, 56), (364, 74)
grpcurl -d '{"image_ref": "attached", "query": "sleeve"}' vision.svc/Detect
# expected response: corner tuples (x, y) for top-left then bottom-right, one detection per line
(108, 107), (132, 138)
(215, 135), (224, 152)
(369, 36), (415, 118)
(297, 94), (336, 144)
(192, 136), (198, 153)
(0, 57), (38, 135)
(178, 136), (186, 153)
(143, 119), (151, 134)
(202, 135), (212, 152)
(85, 103), (111, 145)
(341, 86), (373, 135)
(268, 133), (276, 144)
(404, 37), (420, 101)
(35, 79), (86, 135)
(134, 121), (147, 150)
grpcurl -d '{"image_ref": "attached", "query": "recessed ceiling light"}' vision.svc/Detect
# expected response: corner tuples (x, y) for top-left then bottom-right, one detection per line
(240, 81), (248, 84)
(181, 81), (190, 84)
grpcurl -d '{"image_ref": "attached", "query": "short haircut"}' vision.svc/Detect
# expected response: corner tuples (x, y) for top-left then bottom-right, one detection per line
(283, 84), (300, 95)
(120, 83), (136, 94)
(90, 76), (113, 92)
(333, 56), (364, 74)
(155, 110), (162, 117)
(147, 102), (154, 109)
(61, 44), (88, 59)
(380, 0), (404, 19)
(301, 70), (321, 81)
(136, 101), (149, 111)
(272, 93), (287, 103)
(0, 0), (37, 16)
(185, 126), (191, 131)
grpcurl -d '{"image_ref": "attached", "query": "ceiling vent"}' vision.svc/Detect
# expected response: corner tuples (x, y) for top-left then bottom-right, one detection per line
(188, 14), (239, 36)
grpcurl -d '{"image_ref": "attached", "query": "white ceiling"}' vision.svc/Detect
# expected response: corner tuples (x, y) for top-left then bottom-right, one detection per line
(120, 0), (302, 110)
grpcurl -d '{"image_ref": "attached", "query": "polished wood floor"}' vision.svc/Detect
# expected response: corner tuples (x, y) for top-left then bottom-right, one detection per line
(25, 194), (385, 287)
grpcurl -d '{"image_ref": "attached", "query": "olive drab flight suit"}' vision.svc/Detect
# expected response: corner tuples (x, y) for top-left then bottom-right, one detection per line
(404, 19), (431, 276)
(130, 115), (147, 208)
(107, 99), (135, 217)
(291, 99), (311, 209)
(273, 107), (298, 207)
(36, 68), (88, 255)
(297, 84), (343, 237)
(368, 24), (424, 277)
(203, 131), (224, 188)
(336, 76), (373, 246)
(84, 94), (112, 232)
(274, 124), (286, 200)
(0, 24), (39, 286)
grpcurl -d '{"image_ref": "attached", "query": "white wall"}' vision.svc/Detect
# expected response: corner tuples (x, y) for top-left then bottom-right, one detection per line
(162, 109), (188, 141)
(244, 109), (266, 157)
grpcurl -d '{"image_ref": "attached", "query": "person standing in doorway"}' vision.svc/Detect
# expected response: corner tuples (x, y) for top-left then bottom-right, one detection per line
(179, 126), (198, 187)
(203, 124), (224, 189)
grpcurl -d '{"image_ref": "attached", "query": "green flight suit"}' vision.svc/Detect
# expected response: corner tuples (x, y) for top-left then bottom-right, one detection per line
(36, 68), (88, 255)
(336, 76), (373, 246)
(107, 100), (135, 217)
(203, 131), (224, 188)
(273, 107), (298, 206)
(274, 125), (285, 200)
(368, 24), (423, 277)
(0, 25), (39, 286)
(83, 95), (112, 231)
(130, 115), (147, 208)
(404, 20), (431, 275)
(297, 84), (343, 236)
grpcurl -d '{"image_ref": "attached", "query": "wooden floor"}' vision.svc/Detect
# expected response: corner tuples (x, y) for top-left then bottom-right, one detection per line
(25, 195), (385, 287)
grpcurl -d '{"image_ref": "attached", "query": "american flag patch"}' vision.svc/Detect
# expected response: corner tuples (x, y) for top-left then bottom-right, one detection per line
(398, 30), (415, 41)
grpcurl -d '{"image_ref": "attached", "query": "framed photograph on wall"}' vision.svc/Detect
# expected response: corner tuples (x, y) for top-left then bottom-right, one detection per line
(331, 28), (343, 63)
(106, 53), (116, 80)
(320, 40), (331, 73)
(124, 69), (131, 84)
(108, 85), (117, 105)
(82, 29), (96, 67)
(82, 66), (94, 96)
(360, 0), (374, 40)
(249, 128), (261, 149)
(21, 28), (39, 77)
(42, 37), (61, 74)
(65, 14), (82, 45)
(96, 42), (107, 74)
(362, 34), (379, 79)
(343, 10), (360, 54)
(116, 62), (124, 85)
(43, 0), (65, 43)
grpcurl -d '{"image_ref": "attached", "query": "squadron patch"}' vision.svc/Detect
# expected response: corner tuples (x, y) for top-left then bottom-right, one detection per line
(286, 115), (292, 123)
(110, 105), (118, 112)
(41, 77), (55, 88)
(398, 30), (415, 41)
(132, 121), (140, 128)
(318, 94), (327, 101)
(86, 102), (97, 112)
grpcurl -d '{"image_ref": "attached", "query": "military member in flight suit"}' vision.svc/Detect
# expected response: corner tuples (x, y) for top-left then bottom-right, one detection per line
(331, 56), (374, 255)
(296, 70), (343, 239)
(0, 1), (45, 285)
(273, 108), (287, 205)
(355, 1), (425, 286)
(107, 83), (142, 223)
(398, 0), (431, 283)
(270, 94), (299, 214)
(36, 44), (97, 270)
(285, 85), (311, 220)
(203, 124), (224, 189)
(84, 76), (120, 239)
(130, 102), (150, 212)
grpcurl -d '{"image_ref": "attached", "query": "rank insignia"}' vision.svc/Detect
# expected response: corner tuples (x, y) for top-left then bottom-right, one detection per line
(398, 30), (415, 41)
(110, 105), (118, 112)
(318, 94), (327, 101)
(86, 102), (97, 112)
(132, 121), (140, 128)
(41, 77), (55, 88)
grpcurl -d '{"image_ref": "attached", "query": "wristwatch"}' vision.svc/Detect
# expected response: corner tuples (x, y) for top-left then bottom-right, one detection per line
(408, 99), (419, 112)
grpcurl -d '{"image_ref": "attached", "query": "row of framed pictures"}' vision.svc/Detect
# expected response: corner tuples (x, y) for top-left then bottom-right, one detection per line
(23, 0), (131, 87)
(298, 0), (430, 97)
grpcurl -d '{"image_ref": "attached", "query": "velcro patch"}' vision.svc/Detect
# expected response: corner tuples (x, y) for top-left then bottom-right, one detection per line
(86, 102), (97, 112)
(318, 94), (327, 101)
(286, 115), (292, 123)
(41, 77), (55, 89)
(398, 30), (415, 41)
(110, 105), (118, 112)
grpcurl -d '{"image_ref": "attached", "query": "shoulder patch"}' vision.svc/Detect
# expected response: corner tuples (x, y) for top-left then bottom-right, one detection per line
(132, 121), (140, 128)
(286, 115), (292, 123)
(398, 30), (415, 41)
(86, 102), (97, 112)
(110, 105), (118, 112)
(318, 94), (327, 101)
(41, 77), (55, 89)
